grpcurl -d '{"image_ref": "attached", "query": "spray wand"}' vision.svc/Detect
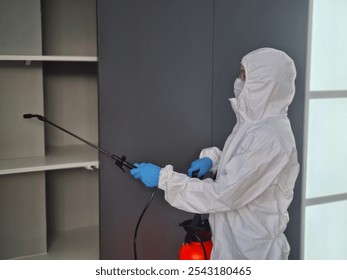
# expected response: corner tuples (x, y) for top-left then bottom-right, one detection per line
(23, 113), (155, 259)
(23, 114), (135, 171)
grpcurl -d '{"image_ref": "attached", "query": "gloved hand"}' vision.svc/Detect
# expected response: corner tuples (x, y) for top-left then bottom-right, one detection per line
(187, 157), (213, 178)
(130, 163), (161, 188)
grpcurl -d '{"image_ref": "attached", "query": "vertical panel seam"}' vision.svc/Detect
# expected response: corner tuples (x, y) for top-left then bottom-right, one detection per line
(211, 0), (215, 147)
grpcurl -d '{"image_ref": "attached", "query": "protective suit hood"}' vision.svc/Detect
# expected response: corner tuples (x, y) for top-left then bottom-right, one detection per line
(230, 48), (296, 122)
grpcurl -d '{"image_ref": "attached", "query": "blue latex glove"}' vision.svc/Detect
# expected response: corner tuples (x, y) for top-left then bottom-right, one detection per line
(130, 163), (161, 188)
(187, 157), (213, 178)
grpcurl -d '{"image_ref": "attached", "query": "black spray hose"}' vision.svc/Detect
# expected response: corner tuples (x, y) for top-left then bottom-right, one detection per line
(190, 173), (208, 260)
(23, 113), (155, 260)
(133, 187), (157, 259)
(194, 233), (208, 260)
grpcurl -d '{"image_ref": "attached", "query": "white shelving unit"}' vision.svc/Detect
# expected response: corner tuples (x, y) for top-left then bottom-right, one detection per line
(0, 0), (99, 260)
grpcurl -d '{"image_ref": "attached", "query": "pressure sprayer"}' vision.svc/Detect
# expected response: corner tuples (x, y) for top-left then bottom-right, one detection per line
(179, 214), (213, 260)
(23, 113), (212, 260)
(23, 113), (154, 260)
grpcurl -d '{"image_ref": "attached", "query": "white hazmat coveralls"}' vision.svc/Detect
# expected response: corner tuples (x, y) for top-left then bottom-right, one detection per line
(158, 48), (300, 260)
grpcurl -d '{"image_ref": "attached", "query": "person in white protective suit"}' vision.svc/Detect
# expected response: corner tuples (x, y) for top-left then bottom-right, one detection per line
(130, 47), (300, 260)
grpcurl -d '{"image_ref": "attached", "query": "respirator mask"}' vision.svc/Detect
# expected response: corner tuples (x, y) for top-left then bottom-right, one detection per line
(234, 78), (245, 98)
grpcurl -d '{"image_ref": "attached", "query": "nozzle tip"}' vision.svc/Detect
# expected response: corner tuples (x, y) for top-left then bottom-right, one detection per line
(23, 114), (33, 119)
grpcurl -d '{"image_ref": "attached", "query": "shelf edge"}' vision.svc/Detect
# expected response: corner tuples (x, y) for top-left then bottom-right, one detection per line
(0, 55), (98, 62)
(0, 161), (99, 176)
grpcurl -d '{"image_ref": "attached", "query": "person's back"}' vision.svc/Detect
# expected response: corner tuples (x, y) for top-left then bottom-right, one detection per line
(209, 114), (298, 259)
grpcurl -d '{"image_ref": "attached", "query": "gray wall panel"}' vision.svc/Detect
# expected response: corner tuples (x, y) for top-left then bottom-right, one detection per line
(98, 0), (213, 259)
(98, 0), (308, 259)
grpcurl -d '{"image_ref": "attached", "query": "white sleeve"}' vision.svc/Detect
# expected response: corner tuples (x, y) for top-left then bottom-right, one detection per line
(199, 146), (222, 172)
(158, 165), (231, 214)
(158, 134), (296, 214)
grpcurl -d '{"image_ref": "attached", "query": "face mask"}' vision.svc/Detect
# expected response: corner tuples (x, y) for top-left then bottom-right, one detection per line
(234, 78), (245, 98)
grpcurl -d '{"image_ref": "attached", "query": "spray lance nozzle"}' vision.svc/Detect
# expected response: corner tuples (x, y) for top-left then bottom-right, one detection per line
(23, 113), (135, 172)
(23, 113), (47, 122)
